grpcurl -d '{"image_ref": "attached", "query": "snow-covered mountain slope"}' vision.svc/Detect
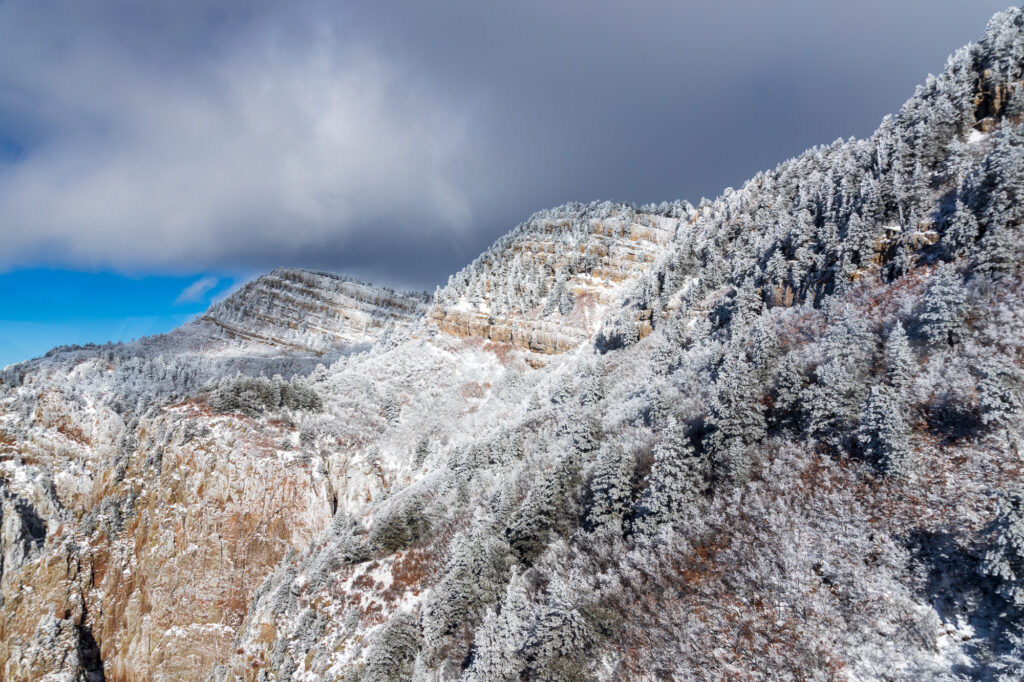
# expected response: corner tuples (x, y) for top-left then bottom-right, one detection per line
(4, 7), (1024, 681)
(430, 203), (684, 357)
(204, 268), (431, 354)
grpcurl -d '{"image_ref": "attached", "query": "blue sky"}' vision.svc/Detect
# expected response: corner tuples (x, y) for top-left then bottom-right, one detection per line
(0, 1), (1013, 367)
(0, 270), (238, 367)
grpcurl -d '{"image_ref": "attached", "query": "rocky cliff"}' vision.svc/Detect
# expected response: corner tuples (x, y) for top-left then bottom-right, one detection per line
(203, 269), (431, 354)
(2, 8), (1024, 681)
(429, 203), (682, 357)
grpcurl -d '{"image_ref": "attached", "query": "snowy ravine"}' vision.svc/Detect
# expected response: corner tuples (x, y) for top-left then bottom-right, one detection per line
(4, 8), (1024, 681)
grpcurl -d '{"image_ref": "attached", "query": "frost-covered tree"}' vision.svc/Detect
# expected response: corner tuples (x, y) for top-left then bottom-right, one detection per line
(413, 435), (431, 468)
(941, 197), (980, 254)
(369, 495), (431, 553)
(506, 464), (575, 564)
(858, 385), (914, 480)
(809, 306), (875, 450)
(707, 352), (767, 482)
(981, 489), (1024, 608)
(363, 610), (421, 682)
(639, 417), (709, 530)
(975, 356), (1024, 427)
(522, 578), (593, 681)
(381, 392), (402, 424)
(996, 623), (1024, 682)
(465, 570), (532, 682)
(771, 351), (808, 429)
(558, 281), (576, 316)
(587, 445), (635, 530)
(918, 264), (967, 346)
(883, 321), (916, 393)
(749, 316), (780, 383)
(422, 516), (512, 656)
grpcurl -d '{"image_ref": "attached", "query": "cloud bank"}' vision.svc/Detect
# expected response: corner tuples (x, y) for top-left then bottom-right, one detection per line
(0, 0), (1013, 287)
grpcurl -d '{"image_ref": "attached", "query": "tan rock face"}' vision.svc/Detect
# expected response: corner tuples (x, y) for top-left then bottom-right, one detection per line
(204, 268), (430, 353)
(430, 208), (679, 354)
(0, 401), (337, 681)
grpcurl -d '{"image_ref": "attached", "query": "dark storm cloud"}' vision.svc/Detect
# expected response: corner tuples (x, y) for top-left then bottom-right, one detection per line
(0, 0), (1012, 288)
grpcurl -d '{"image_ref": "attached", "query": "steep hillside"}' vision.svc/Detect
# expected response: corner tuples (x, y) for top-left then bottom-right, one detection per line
(430, 203), (684, 357)
(2, 7), (1024, 681)
(205, 269), (431, 354)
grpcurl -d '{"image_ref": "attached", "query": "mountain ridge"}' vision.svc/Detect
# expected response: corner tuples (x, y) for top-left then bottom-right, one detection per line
(2, 7), (1024, 680)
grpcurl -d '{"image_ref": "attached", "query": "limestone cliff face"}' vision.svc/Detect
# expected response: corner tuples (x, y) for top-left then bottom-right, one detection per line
(0, 274), (448, 681)
(203, 269), (430, 354)
(429, 203), (684, 356)
(0, 264), (541, 680)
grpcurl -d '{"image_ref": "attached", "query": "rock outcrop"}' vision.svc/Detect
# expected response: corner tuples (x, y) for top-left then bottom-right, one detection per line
(203, 269), (430, 354)
(429, 204), (682, 355)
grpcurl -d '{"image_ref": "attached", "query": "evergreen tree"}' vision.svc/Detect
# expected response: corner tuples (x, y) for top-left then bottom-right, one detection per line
(466, 570), (531, 682)
(883, 321), (916, 393)
(639, 416), (709, 530)
(730, 286), (764, 328)
(975, 356), (1024, 427)
(558, 282), (576, 316)
(858, 385), (914, 480)
(940, 197), (980, 254)
(587, 445), (635, 530)
(771, 352), (808, 429)
(413, 435), (431, 468)
(363, 610), (422, 682)
(506, 467), (570, 565)
(973, 219), (1021, 278)
(808, 306), (875, 451)
(522, 578), (593, 681)
(981, 489), (1024, 608)
(918, 264), (967, 346)
(749, 316), (781, 384)
(382, 392), (402, 425)
(422, 517), (512, 655)
(707, 352), (767, 483)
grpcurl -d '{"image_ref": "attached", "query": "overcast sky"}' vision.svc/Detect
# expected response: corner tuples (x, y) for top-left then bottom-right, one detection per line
(0, 1), (1014, 291)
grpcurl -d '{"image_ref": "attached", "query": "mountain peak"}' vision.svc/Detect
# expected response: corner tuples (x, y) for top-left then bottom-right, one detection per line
(202, 268), (431, 354)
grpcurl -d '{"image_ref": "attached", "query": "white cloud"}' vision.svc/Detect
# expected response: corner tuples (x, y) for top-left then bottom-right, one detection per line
(0, 1), (474, 272)
(174, 276), (219, 304)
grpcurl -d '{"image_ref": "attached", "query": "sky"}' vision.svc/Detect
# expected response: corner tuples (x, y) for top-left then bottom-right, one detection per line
(0, 0), (1015, 367)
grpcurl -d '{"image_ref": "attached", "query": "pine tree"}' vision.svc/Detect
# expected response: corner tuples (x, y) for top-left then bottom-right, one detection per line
(413, 435), (431, 468)
(883, 321), (916, 393)
(730, 286), (764, 328)
(749, 316), (781, 384)
(587, 445), (635, 530)
(771, 352), (808, 429)
(466, 570), (531, 682)
(940, 197), (980, 254)
(858, 385), (914, 480)
(382, 392), (402, 424)
(522, 578), (593, 681)
(558, 282), (576, 316)
(505, 469), (564, 565)
(973, 221), (1019, 277)
(640, 416), (709, 530)
(975, 356), (1024, 427)
(981, 489), (1024, 608)
(918, 264), (967, 346)
(707, 352), (767, 482)
(363, 610), (422, 682)
(422, 517), (512, 655)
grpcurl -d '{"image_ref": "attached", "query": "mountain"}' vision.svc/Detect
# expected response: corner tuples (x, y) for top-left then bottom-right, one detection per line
(3, 7), (1024, 680)
(204, 268), (431, 354)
